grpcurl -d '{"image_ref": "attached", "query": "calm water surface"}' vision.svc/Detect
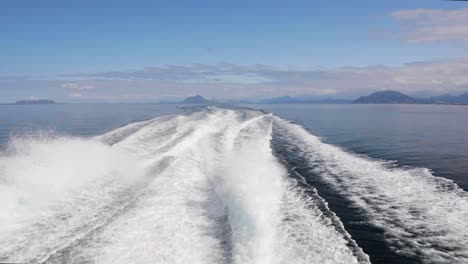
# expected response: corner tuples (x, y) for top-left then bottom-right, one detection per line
(0, 103), (183, 146)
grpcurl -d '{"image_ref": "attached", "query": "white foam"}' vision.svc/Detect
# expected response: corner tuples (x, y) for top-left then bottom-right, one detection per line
(81, 109), (233, 264)
(213, 115), (285, 264)
(0, 108), (368, 264)
(216, 115), (365, 264)
(71, 109), (365, 263)
(0, 133), (147, 263)
(274, 117), (468, 263)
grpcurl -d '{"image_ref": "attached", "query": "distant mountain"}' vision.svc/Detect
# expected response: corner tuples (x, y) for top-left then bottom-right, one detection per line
(182, 95), (209, 104)
(260, 96), (298, 104)
(179, 91), (468, 105)
(260, 96), (352, 104)
(15, 99), (56, 104)
(309, 98), (353, 104)
(353, 90), (420, 104)
(429, 93), (468, 104)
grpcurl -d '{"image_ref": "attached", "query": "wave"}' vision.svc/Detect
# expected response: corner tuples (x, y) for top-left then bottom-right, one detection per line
(0, 108), (369, 264)
(272, 117), (468, 264)
(0, 133), (148, 263)
(2, 107), (466, 264)
(68, 108), (366, 264)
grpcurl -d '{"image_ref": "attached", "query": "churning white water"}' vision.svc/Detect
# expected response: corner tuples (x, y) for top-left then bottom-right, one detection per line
(273, 117), (468, 264)
(0, 108), (368, 264)
(2, 107), (466, 264)
(0, 134), (147, 263)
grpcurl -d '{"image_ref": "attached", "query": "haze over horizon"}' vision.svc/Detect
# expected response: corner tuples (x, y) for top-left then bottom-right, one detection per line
(2, 0), (468, 102)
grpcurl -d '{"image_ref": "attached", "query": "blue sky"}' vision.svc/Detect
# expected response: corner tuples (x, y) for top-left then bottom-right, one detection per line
(2, 0), (468, 102)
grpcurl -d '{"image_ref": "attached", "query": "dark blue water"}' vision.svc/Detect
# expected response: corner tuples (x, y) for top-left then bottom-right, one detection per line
(249, 104), (468, 191)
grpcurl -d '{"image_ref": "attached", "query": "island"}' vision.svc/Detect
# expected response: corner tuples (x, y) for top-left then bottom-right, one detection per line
(352, 90), (420, 104)
(182, 95), (209, 104)
(15, 100), (56, 105)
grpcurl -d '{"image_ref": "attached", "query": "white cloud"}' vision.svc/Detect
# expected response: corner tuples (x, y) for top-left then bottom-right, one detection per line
(392, 8), (468, 43)
(4, 59), (468, 102)
(57, 60), (468, 99)
(61, 83), (95, 90)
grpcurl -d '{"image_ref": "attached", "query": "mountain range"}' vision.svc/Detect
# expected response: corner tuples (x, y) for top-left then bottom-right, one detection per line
(353, 90), (468, 104)
(260, 96), (352, 104)
(176, 91), (468, 105)
(429, 93), (468, 104)
(258, 90), (468, 105)
(353, 91), (420, 104)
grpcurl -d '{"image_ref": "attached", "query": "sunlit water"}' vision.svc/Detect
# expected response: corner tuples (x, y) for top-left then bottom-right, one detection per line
(0, 103), (467, 264)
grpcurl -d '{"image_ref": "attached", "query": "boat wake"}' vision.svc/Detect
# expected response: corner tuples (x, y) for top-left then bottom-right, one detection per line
(0, 107), (466, 264)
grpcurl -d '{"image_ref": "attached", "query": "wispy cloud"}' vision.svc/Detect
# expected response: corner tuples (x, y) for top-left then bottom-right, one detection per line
(61, 83), (95, 90)
(392, 8), (468, 43)
(2, 59), (468, 102)
(69, 93), (83, 98)
(64, 64), (275, 84)
(59, 60), (468, 99)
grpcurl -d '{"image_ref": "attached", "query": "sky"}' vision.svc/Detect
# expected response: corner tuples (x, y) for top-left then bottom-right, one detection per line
(2, 0), (468, 102)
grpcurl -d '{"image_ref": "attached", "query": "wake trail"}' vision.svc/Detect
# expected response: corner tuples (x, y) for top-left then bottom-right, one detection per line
(0, 107), (368, 264)
(273, 117), (468, 264)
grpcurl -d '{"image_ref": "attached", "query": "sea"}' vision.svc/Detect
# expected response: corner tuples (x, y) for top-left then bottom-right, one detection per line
(0, 103), (467, 264)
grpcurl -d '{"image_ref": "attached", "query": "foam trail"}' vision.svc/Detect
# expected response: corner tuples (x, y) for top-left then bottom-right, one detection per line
(57, 108), (366, 263)
(213, 115), (285, 263)
(75, 109), (234, 264)
(273, 117), (468, 264)
(0, 108), (368, 264)
(209, 113), (367, 264)
(0, 134), (147, 263)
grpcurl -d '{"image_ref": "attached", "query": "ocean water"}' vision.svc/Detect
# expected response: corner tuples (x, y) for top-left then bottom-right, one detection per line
(0, 103), (183, 145)
(0, 103), (467, 264)
(250, 104), (468, 191)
